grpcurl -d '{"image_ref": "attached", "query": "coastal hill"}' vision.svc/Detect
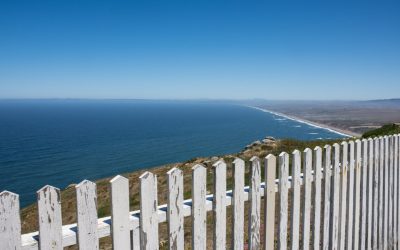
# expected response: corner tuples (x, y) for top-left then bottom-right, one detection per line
(20, 124), (399, 249)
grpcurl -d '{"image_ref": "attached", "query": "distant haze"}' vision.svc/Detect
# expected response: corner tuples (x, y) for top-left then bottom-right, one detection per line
(1, 1), (399, 99)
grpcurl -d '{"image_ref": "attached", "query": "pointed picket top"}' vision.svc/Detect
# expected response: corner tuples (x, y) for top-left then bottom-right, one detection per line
(37, 185), (62, 250)
(76, 179), (96, 189)
(0, 190), (19, 199)
(233, 157), (244, 164)
(212, 159), (226, 169)
(292, 149), (301, 155)
(110, 175), (128, 185)
(192, 163), (206, 172)
(0, 190), (21, 250)
(139, 171), (155, 180)
(304, 147), (312, 153)
(250, 155), (260, 163)
(314, 146), (322, 152)
(279, 151), (289, 157)
(265, 153), (276, 161)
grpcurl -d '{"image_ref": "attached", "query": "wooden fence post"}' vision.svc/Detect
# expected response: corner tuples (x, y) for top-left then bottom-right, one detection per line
(322, 145), (332, 250)
(353, 140), (361, 250)
(302, 148), (312, 250)
(110, 175), (130, 250)
(264, 154), (276, 250)
(339, 142), (348, 250)
(37, 185), (62, 250)
(192, 164), (207, 250)
(346, 141), (354, 250)
(360, 139), (368, 249)
(232, 158), (245, 250)
(167, 168), (184, 250)
(367, 138), (374, 250)
(76, 180), (99, 250)
(248, 157), (261, 250)
(213, 160), (227, 250)
(0, 191), (21, 250)
(329, 143), (340, 250)
(140, 172), (159, 250)
(278, 152), (289, 250)
(290, 150), (301, 250)
(313, 147), (322, 250)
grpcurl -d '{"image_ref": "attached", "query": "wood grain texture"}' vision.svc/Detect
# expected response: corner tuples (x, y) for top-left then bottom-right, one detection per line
(192, 164), (207, 250)
(167, 168), (184, 250)
(76, 180), (99, 250)
(110, 175), (130, 250)
(394, 135), (399, 248)
(322, 145), (332, 250)
(379, 137), (384, 249)
(290, 150), (301, 250)
(367, 139), (374, 250)
(140, 172), (159, 250)
(264, 154), (276, 250)
(384, 136), (389, 249)
(329, 143), (340, 250)
(248, 157), (261, 250)
(313, 147), (322, 250)
(0, 191), (21, 250)
(345, 141), (354, 250)
(278, 152), (289, 250)
(37, 185), (62, 250)
(373, 137), (379, 250)
(213, 160), (227, 250)
(360, 140), (368, 250)
(353, 140), (362, 250)
(339, 142), (348, 250)
(232, 158), (245, 250)
(388, 136), (394, 248)
(302, 148), (312, 250)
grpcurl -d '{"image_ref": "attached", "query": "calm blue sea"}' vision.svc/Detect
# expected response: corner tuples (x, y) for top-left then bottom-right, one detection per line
(0, 100), (344, 206)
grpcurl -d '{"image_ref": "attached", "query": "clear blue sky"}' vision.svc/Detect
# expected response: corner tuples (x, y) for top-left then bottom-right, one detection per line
(1, 1), (399, 100)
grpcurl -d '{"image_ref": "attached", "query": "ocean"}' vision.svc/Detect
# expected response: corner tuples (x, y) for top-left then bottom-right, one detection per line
(0, 100), (345, 206)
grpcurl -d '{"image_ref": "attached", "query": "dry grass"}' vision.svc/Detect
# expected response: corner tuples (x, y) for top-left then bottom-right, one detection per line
(20, 138), (344, 249)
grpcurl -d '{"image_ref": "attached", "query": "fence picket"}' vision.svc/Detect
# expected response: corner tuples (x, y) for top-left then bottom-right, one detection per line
(290, 150), (301, 250)
(393, 135), (399, 248)
(353, 140), (361, 250)
(367, 139), (374, 250)
(313, 147), (322, 250)
(378, 137), (384, 249)
(302, 148), (312, 250)
(373, 137), (380, 250)
(264, 154), (276, 250)
(12, 134), (400, 250)
(0, 191), (21, 250)
(37, 185), (62, 250)
(140, 172), (159, 250)
(213, 160), (227, 250)
(389, 136), (394, 248)
(384, 136), (389, 249)
(232, 158), (245, 250)
(346, 141), (354, 250)
(76, 180), (98, 250)
(329, 143), (340, 250)
(278, 152), (289, 250)
(248, 157), (261, 250)
(322, 145), (332, 250)
(167, 168), (184, 250)
(339, 142), (348, 250)
(110, 175), (130, 250)
(360, 139), (368, 249)
(192, 164), (207, 250)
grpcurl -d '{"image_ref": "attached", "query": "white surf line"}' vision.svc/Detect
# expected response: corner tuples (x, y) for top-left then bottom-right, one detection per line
(246, 106), (353, 138)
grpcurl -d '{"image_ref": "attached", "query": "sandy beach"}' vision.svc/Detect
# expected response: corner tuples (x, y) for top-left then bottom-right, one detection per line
(249, 106), (362, 138)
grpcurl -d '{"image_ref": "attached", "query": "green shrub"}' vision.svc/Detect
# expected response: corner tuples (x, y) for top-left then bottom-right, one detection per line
(362, 124), (400, 138)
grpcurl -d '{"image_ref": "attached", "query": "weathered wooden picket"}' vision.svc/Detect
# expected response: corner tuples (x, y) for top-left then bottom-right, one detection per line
(1, 134), (400, 249)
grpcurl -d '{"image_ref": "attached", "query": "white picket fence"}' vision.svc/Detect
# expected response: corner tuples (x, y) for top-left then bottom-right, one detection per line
(1, 134), (400, 250)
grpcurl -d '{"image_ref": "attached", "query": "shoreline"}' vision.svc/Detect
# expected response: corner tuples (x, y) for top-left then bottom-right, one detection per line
(247, 106), (361, 138)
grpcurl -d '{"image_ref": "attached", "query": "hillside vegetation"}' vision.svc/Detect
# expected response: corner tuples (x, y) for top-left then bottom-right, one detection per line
(362, 123), (400, 138)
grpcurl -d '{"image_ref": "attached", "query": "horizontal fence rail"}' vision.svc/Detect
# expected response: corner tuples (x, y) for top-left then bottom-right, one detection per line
(1, 134), (400, 249)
